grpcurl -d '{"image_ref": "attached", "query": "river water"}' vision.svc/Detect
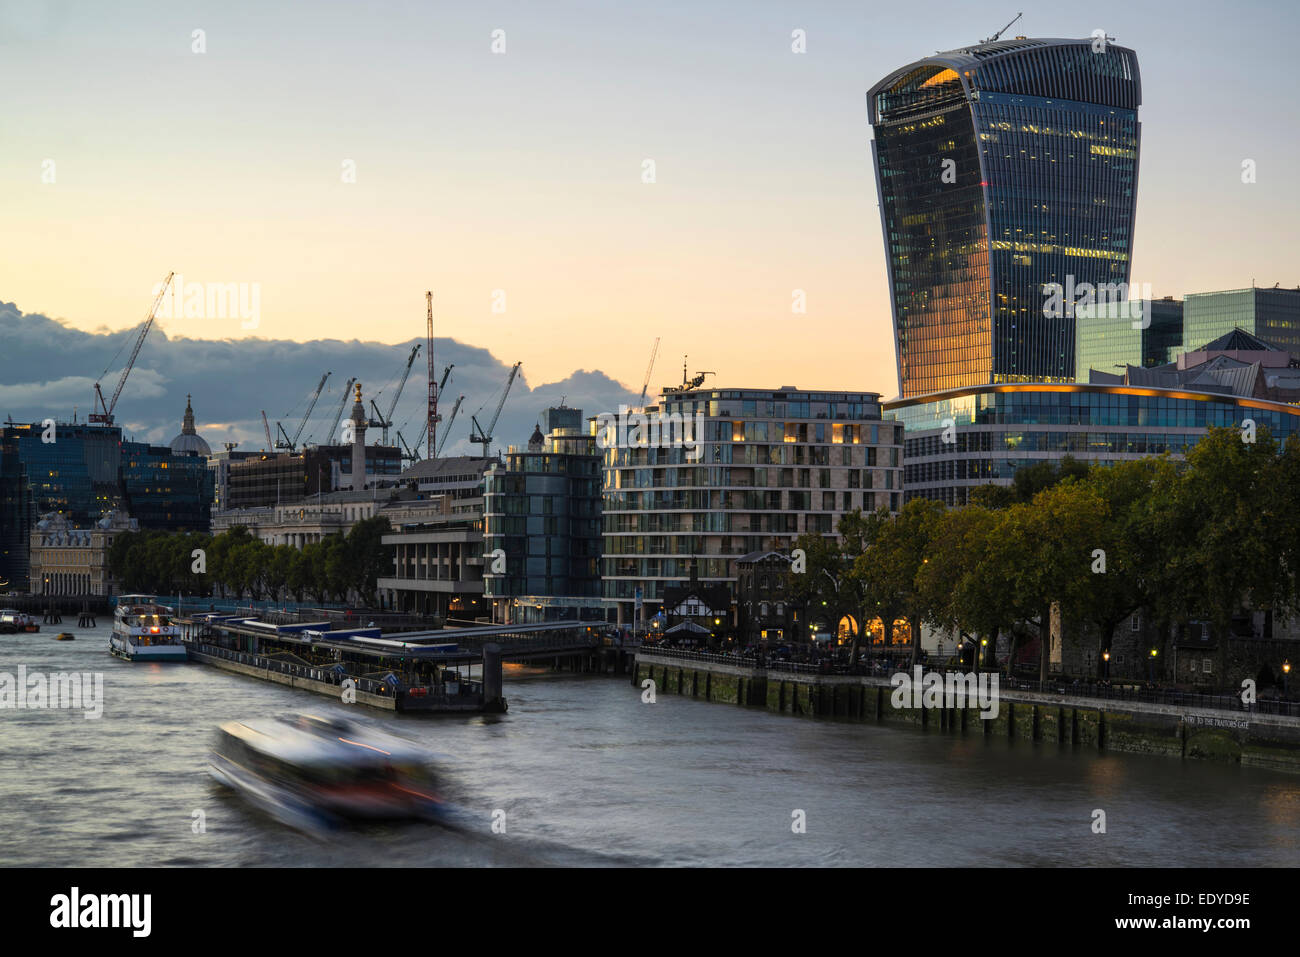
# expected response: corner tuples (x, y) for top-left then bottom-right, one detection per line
(2, 621), (1298, 867)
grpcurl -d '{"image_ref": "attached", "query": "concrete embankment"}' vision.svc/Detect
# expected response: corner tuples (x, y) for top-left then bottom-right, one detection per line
(633, 652), (1300, 774)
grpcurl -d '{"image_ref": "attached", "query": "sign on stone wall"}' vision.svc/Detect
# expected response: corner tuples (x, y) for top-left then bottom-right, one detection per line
(1184, 713), (1249, 732)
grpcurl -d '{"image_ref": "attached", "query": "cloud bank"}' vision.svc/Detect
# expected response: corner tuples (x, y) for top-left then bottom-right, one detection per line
(0, 300), (639, 457)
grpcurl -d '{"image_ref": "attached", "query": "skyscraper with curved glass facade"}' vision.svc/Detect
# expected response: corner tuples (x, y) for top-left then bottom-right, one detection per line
(869, 37), (1141, 397)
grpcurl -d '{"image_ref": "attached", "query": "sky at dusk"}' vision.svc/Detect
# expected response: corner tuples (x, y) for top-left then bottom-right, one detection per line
(2, 0), (1297, 448)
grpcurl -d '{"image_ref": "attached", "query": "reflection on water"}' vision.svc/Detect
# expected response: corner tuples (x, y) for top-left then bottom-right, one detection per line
(1, 622), (1298, 866)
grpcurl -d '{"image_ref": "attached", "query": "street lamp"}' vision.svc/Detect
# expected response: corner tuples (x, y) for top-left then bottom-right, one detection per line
(980, 636), (988, 671)
(1284, 659), (1291, 695)
(1102, 649), (1110, 680)
(1148, 648), (1158, 682)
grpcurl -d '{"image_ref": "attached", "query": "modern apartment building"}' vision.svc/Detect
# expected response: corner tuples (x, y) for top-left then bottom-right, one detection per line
(600, 386), (903, 628)
(482, 408), (604, 624)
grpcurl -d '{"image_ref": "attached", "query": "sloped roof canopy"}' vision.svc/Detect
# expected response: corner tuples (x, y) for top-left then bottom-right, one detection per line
(868, 37), (1141, 125)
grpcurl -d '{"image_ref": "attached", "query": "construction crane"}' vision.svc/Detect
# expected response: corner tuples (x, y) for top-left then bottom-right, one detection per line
(261, 411), (274, 451)
(323, 376), (357, 444)
(662, 356), (714, 394)
(424, 362), (456, 452)
(639, 337), (661, 407)
(275, 371), (330, 452)
(390, 359), (450, 449)
(91, 271), (175, 425)
(470, 362), (521, 460)
(426, 291), (438, 463)
(982, 11), (1022, 44)
(396, 430), (421, 464)
(435, 394), (465, 457)
(368, 344), (421, 445)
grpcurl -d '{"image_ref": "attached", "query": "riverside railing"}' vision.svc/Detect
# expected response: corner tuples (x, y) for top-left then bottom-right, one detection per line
(635, 647), (1300, 717)
(996, 676), (1300, 719)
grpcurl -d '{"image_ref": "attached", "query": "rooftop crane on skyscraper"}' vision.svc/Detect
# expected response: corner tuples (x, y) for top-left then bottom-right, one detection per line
(90, 271), (175, 426)
(274, 371), (330, 452)
(981, 11), (1022, 44)
(469, 362), (522, 460)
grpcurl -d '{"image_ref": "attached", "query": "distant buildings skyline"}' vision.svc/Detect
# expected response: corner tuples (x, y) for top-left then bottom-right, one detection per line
(5, 15), (1300, 614)
(1075, 287), (1300, 381)
(0, 405), (215, 591)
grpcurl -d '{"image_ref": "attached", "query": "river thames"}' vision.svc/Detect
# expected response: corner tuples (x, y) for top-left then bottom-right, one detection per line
(2, 622), (1299, 867)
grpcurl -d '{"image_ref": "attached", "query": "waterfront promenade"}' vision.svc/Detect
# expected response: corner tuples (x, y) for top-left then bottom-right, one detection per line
(634, 648), (1300, 774)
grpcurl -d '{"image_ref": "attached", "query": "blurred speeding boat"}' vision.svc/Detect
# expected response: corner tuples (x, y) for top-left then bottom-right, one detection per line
(208, 713), (451, 832)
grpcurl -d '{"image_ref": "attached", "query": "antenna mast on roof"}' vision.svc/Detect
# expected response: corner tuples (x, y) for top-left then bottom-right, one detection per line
(983, 11), (1022, 44)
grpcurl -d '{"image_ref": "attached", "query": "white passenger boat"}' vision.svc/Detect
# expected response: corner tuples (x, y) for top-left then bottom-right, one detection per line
(0, 609), (39, 633)
(109, 594), (187, 661)
(208, 713), (450, 832)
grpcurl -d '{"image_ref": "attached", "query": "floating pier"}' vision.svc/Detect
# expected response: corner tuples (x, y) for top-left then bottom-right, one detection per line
(178, 615), (605, 714)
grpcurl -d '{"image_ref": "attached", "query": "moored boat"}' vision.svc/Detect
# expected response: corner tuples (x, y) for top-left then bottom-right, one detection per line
(0, 609), (39, 634)
(110, 595), (186, 661)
